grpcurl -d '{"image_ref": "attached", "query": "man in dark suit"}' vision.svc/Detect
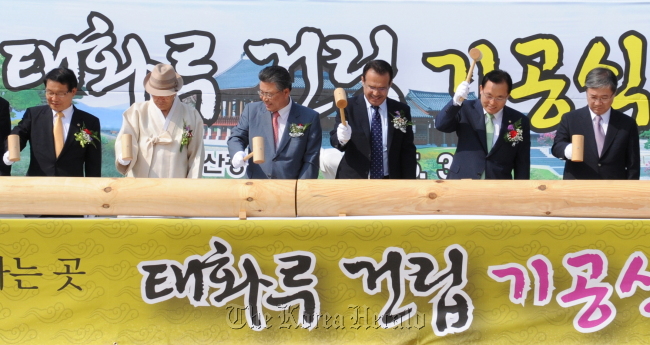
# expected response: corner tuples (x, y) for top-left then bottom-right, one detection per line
(3, 67), (101, 177)
(228, 66), (321, 179)
(552, 67), (639, 179)
(330, 60), (416, 179)
(436, 70), (530, 179)
(0, 97), (11, 176)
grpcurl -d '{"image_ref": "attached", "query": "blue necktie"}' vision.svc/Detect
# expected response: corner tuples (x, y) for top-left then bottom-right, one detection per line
(370, 106), (384, 179)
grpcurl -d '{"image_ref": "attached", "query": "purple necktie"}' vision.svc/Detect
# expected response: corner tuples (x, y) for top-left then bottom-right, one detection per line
(593, 115), (605, 157)
(370, 106), (383, 179)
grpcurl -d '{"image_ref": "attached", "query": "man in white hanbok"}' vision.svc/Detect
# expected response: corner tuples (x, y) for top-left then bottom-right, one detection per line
(115, 64), (204, 178)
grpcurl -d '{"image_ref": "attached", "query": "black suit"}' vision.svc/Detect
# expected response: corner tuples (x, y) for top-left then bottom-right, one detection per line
(330, 95), (417, 179)
(551, 106), (639, 179)
(435, 99), (531, 179)
(11, 105), (101, 177)
(0, 97), (11, 176)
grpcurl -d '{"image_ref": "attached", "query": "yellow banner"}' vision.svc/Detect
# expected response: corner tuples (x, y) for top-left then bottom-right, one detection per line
(1, 218), (649, 344)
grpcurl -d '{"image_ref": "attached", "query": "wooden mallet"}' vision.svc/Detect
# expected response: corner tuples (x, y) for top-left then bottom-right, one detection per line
(244, 136), (265, 164)
(571, 134), (584, 162)
(457, 48), (483, 103)
(121, 134), (133, 161)
(334, 88), (348, 126)
(7, 134), (20, 162)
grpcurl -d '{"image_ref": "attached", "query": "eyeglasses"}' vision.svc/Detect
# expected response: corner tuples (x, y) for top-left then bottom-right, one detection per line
(482, 94), (508, 102)
(365, 85), (389, 93)
(258, 90), (280, 99)
(588, 95), (614, 103)
(45, 90), (71, 98)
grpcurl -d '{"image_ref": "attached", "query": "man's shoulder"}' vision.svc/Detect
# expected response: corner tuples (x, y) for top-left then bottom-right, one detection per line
(504, 106), (529, 122)
(387, 97), (408, 109)
(0, 96), (8, 107)
(291, 101), (318, 117)
(555, 106), (588, 124)
(26, 105), (51, 114)
(611, 108), (637, 127)
(74, 107), (99, 121)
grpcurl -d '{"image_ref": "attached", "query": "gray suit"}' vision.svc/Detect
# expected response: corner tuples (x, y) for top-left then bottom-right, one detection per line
(227, 101), (321, 179)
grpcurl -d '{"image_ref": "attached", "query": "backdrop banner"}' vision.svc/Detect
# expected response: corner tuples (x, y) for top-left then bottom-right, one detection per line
(1, 218), (649, 344)
(1, 1), (649, 179)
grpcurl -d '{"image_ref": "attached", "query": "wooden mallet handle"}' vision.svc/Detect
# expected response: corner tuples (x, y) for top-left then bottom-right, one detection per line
(244, 136), (265, 164)
(121, 134), (133, 161)
(334, 88), (348, 126)
(458, 48), (483, 103)
(8, 134), (20, 162)
(571, 134), (584, 162)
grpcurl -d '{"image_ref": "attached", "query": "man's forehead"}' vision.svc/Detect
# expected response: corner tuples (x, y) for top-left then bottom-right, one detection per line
(587, 87), (614, 95)
(259, 81), (280, 91)
(45, 81), (69, 90)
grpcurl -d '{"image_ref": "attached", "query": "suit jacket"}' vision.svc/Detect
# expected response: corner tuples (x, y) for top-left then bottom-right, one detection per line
(330, 95), (417, 179)
(551, 106), (639, 179)
(435, 99), (531, 179)
(11, 105), (102, 177)
(227, 101), (321, 179)
(0, 97), (11, 176)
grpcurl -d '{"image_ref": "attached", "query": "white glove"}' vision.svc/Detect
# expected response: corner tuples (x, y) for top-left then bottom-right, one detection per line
(116, 152), (131, 166)
(231, 151), (248, 169)
(3, 151), (14, 166)
(453, 81), (470, 106)
(337, 123), (352, 145)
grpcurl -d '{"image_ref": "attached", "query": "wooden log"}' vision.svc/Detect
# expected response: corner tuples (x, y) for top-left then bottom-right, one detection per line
(0, 177), (296, 217)
(296, 180), (650, 218)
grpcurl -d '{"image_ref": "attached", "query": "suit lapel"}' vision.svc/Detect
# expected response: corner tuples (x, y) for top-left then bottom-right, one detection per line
(258, 106), (276, 156)
(580, 109), (599, 158)
(59, 108), (81, 158)
(470, 100), (488, 153)
(37, 107), (56, 159)
(386, 100), (395, 152)
(601, 111), (619, 157)
(355, 96), (371, 142)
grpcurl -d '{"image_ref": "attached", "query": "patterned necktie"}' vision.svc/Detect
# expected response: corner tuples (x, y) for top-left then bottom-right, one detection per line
(370, 106), (384, 179)
(53, 112), (64, 158)
(593, 115), (605, 157)
(272, 111), (280, 148)
(486, 113), (495, 153)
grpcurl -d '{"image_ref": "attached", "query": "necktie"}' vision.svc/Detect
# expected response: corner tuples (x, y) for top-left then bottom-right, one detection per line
(486, 113), (495, 153)
(54, 112), (64, 158)
(272, 111), (280, 148)
(594, 115), (605, 157)
(370, 106), (383, 179)
(481, 113), (494, 180)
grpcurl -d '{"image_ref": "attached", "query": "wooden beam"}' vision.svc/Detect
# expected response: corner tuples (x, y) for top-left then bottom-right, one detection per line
(0, 177), (296, 217)
(2, 177), (649, 218)
(296, 179), (650, 218)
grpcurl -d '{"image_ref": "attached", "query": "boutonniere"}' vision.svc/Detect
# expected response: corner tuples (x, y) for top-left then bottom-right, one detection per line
(289, 123), (311, 137)
(74, 123), (100, 148)
(390, 110), (413, 133)
(180, 121), (193, 152)
(504, 119), (524, 146)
